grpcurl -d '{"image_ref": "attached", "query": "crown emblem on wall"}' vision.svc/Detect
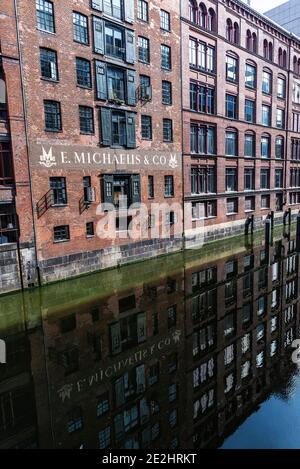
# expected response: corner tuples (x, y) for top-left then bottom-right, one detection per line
(39, 146), (57, 168)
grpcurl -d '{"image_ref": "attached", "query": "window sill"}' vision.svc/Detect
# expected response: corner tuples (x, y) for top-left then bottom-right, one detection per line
(41, 77), (59, 84)
(73, 39), (90, 47)
(37, 27), (56, 35)
(87, 235), (95, 239)
(53, 239), (70, 244)
(164, 195), (174, 199)
(52, 204), (68, 208)
(45, 129), (63, 133)
(245, 209), (255, 213)
(226, 212), (238, 216)
(77, 84), (93, 91)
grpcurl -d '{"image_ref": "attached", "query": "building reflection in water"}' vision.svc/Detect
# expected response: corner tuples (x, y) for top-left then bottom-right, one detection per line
(0, 230), (299, 449)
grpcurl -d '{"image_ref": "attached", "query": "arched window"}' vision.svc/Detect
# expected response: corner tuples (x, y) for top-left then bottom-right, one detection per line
(293, 56), (298, 73)
(189, 0), (197, 23)
(263, 39), (268, 59)
(226, 18), (233, 42)
(275, 136), (284, 159)
(233, 22), (239, 44)
(199, 3), (207, 28)
(269, 42), (273, 61)
(252, 33), (257, 53)
(278, 47), (283, 66)
(246, 30), (252, 50)
(283, 50), (287, 68)
(207, 8), (216, 31)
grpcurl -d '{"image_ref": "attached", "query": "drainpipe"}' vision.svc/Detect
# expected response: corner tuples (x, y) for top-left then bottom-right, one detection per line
(284, 39), (292, 215)
(180, 0), (185, 253)
(13, 0), (40, 287)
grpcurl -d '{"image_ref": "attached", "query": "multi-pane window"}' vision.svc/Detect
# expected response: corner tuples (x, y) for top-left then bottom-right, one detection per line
(0, 143), (13, 185)
(106, 66), (126, 101)
(190, 82), (215, 114)
(161, 45), (171, 70)
(102, 0), (123, 19)
(262, 105), (271, 126)
(261, 195), (270, 209)
(141, 115), (152, 140)
(76, 58), (91, 88)
(226, 55), (238, 82)
(226, 198), (238, 214)
(276, 108), (285, 129)
(277, 77), (286, 98)
(226, 168), (237, 192)
(138, 37), (150, 63)
(105, 23), (125, 60)
(50, 177), (67, 205)
(73, 12), (89, 44)
(140, 75), (151, 100)
(79, 106), (94, 134)
(225, 130), (238, 156)
(54, 225), (70, 242)
(189, 39), (215, 73)
(160, 10), (170, 31)
(101, 108), (136, 148)
(40, 48), (58, 80)
(99, 427), (111, 449)
(275, 136), (284, 159)
(275, 168), (283, 188)
(67, 408), (83, 433)
(191, 166), (216, 194)
(148, 175), (154, 199)
(165, 175), (174, 197)
(190, 124), (215, 155)
(245, 64), (256, 89)
(138, 0), (148, 22)
(244, 133), (255, 157)
(162, 81), (172, 105)
(261, 135), (270, 158)
(86, 221), (94, 237)
(291, 138), (300, 160)
(163, 119), (173, 142)
(262, 70), (272, 94)
(290, 168), (300, 187)
(293, 113), (300, 133)
(260, 169), (270, 189)
(244, 168), (255, 190)
(245, 99), (255, 123)
(44, 100), (62, 131)
(36, 0), (55, 33)
(226, 94), (238, 119)
(96, 393), (109, 418)
(245, 196), (255, 211)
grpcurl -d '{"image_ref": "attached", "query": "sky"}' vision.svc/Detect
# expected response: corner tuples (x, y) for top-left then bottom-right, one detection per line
(250, 0), (287, 14)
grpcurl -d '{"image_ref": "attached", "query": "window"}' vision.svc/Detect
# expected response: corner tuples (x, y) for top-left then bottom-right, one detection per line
(245, 196), (255, 211)
(50, 177), (67, 205)
(246, 30), (257, 53)
(54, 225), (70, 242)
(36, 0), (54, 33)
(99, 427), (111, 449)
(190, 0), (197, 23)
(226, 94), (238, 119)
(165, 175), (174, 197)
(191, 166), (216, 194)
(189, 39), (215, 73)
(138, 0), (148, 22)
(262, 105), (271, 127)
(86, 222), (94, 237)
(44, 100), (61, 131)
(96, 393), (109, 418)
(190, 82), (215, 114)
(139, 75), (151, 101)
(244, 133), (255, 157)
(148, 175), (154, 199)
(190, 124), (215, 155)
(244, 168), (255, 190)
(106, 66), (126, 102)
(225, 130), (238, 156)
(262, 70), (272, 94)
(100, 108), (136, 148)
(141, 115), (152, 140)
(275, 168), (283, 188)
(226, 55), (238, 82)
(73, 12), (89, 44)
(102, 0), (123, 19)
(161, 10), (170, 31)
(293, 113), (300, 133)
(67, 408), (83, 433)
(60, 314), (76, 333)
(79, 106), (94, 134)
(276, 108), (284, 129)
(260, 169), (270, 189)
(224, 344), (234, 365)
(76, 58), (91, 88)
(245, 63), (256, 89)
(226, 168), (237, 192)
(245, 99), (255, 123)
(226, 19), (239, 44)
(261, 135), (270, 158)
(163, 119), (173, 142)
(161, 45), (171, 70)
(277, 77), (285, 98)
(293, 81), (300, 103)
(40, 48), (58, 81)
(0, 143), (13, 185)
(291, 138), (300, 160)
(104, 23), (126, 60)
(227, 198), (238, 214)
(138, 37), (150, 63)
(275, 136), (284, 159)
(169, 409), (177, 428)
(162, 81), (172, 105)
(168, 384), (177, 402)
(167, 305), (177, 329)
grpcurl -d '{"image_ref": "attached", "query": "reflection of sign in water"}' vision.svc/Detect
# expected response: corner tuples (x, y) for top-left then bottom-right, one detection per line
(57, 329), (182, 403)
(0, 339), (6, 364)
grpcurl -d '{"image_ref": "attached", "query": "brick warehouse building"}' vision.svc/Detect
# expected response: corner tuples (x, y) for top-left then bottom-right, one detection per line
(3, 0), (300, 293)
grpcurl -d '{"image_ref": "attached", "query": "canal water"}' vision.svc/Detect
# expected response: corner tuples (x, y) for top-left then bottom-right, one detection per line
(0, 225), (300, 449)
